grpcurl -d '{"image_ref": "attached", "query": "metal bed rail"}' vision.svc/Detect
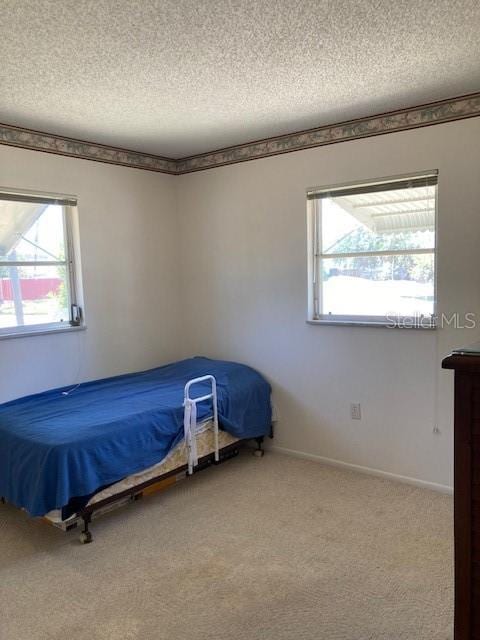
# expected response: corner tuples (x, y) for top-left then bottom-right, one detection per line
(184, 375), (219, 475)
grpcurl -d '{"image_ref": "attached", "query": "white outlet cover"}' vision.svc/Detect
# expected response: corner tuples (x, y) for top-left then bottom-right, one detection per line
(351, 403), (361, 420)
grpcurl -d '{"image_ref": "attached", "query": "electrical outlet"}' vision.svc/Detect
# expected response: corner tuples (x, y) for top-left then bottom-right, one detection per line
(350, 403), (361, 420)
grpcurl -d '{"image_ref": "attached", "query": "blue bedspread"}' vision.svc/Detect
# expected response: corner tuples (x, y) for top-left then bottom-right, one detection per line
(0, 357), (271, 516)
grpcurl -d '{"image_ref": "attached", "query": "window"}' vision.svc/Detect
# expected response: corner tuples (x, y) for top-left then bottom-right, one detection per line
(307, 172), (438, 327)
(0, 189), (83, 337)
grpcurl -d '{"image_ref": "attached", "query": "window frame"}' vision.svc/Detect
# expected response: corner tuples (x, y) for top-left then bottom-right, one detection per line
(307, 172), (438, 329)
(0, 188), (84, 339)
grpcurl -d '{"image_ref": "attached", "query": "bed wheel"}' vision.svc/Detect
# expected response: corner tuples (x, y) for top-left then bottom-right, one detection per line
(253, 437), (265, 457)
(79, 531), (93, 544)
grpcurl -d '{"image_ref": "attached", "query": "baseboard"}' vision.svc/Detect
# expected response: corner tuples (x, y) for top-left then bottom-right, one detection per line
(269, 445), (453, 495)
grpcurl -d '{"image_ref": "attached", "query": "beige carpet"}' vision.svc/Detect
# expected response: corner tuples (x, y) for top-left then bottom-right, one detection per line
(0, 450), (453, 640)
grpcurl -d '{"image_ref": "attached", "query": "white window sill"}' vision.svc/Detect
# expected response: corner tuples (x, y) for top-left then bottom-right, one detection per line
(306, 319), (437, 330)
(0, 324), (87, 340)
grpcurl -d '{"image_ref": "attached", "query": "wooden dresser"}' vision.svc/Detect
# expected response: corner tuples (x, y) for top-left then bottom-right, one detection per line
(443, 348), (480, 639)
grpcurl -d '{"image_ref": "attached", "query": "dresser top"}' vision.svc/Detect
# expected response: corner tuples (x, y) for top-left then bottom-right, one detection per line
(443, 342), (480, 370)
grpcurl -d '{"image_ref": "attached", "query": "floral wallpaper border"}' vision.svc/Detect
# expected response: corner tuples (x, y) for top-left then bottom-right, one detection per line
(0, 123), (177, 174)
(1, 92), (479, 175)
(177, 92), (480, 173)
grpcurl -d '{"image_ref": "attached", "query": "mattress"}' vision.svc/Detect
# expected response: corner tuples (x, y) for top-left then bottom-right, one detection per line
(44, 421), (239, 525)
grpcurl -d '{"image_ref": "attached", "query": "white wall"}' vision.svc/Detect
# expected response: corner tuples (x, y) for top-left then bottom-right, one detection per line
(176, 118), (480, 489)
(0, 146), (179, 402)
(2, 118), (479, 489)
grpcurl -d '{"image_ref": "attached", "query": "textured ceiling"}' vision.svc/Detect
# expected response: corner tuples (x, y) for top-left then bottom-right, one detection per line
(1, 0), (480, 158)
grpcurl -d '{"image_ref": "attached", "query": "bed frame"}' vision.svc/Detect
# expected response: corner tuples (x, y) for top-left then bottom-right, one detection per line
(70, 375), (268, 544)
(76, 438), (263, 544)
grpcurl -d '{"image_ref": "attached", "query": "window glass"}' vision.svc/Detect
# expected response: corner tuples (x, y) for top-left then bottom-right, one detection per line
(309, 176), (437, 325)
(0, 196), (80, 335)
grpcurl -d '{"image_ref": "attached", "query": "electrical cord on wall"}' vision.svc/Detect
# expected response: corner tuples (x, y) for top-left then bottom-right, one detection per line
(60, 330), (84, 397)
(433, 325), (440, 435)
(61, 383), (81, 396)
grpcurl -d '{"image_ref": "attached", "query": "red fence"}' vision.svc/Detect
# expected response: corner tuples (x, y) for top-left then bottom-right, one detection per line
(0, 278), (62, 301)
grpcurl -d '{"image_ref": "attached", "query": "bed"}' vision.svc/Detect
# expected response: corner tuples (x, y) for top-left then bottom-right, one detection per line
(0, 356), (272, 543)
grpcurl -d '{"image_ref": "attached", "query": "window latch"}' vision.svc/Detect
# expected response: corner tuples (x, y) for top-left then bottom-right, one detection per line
(71, 304), (83, 326)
